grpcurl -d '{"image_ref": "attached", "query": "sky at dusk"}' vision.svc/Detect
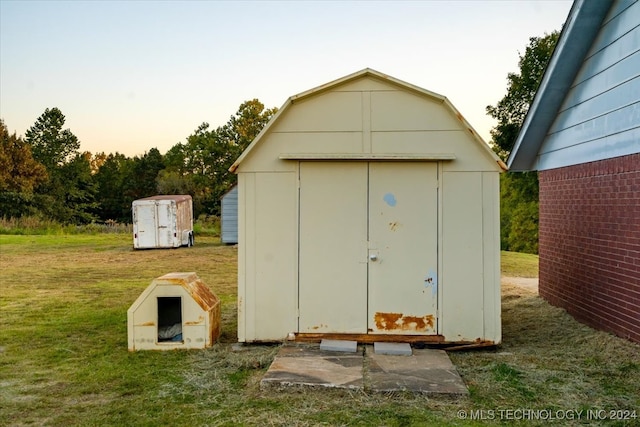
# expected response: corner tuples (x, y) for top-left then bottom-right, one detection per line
(0, 0), (572, 157)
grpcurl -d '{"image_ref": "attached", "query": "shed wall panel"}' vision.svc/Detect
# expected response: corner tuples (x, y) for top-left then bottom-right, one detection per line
(272, 132), (365, 155)
(372, 132), (498, 172)
(237, 132), (363, 172)
(237, 173), (253, 342)
(441, 172), (485, 341)
(371, 91), (460, 131)
(482, 172), (501, 343)
(239, 172), (298, 341)
(253, 172), (298, 340)
(270, 91), (363, 132)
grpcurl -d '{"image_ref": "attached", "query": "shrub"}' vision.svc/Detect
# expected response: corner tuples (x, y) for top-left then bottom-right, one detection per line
(0, 216), (131, 235)
(194, 214), (220, 237)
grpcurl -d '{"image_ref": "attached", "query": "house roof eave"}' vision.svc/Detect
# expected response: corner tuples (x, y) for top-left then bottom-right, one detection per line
(507, 0), (613, 171)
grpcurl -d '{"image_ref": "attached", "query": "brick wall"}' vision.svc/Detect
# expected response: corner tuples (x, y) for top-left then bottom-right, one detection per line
(538, 153), (640, 344)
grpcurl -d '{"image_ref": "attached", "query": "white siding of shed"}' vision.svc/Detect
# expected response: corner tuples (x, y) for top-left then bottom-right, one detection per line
(221, 185), (238, 244)
(240, 90), (500, 173)
(235, 70), (502, 343)
(238, 172), (298, 342)
(537, 0), (640, 170)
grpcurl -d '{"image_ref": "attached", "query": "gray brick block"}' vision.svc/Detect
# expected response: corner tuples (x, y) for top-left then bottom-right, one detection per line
(320, 339), (358, 353)
(374, 342), (412, 356)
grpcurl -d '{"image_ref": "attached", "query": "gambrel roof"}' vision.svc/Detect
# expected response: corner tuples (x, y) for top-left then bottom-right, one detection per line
(230, 68), (506, 173)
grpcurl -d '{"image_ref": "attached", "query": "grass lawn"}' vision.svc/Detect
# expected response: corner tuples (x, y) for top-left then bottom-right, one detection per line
(1, 234), (638, 426)
(500, 251), (539, 278)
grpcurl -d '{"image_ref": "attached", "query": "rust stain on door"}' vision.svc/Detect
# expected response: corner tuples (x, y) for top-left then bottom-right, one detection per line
(388, 221), (402, 231)
(374, 312), (435, 332)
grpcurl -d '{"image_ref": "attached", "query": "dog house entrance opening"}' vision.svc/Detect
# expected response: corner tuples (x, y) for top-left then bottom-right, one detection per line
(157, 297), (183, 343)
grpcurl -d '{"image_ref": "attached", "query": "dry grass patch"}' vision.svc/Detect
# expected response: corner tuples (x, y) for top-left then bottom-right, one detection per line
(451, 283), (640, 421)
(1, 234), (638, 426)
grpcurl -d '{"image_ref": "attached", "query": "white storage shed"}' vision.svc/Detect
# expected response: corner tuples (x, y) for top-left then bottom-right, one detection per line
(230, 69), (506, 345)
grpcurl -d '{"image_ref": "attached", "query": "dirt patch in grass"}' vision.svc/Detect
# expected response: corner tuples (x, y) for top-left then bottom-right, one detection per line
(502, 276), (538, 293)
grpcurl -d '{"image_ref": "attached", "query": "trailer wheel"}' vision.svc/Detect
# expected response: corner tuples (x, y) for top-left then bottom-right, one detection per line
(188, 233), (194, 247)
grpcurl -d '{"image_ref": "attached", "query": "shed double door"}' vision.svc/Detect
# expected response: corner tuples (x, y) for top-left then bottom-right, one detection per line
(298, 162), (438, 335)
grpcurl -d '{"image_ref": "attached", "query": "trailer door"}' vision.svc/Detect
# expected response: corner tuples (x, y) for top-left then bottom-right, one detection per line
(156, 201), (175, 247)
(135, 203), (158, 248)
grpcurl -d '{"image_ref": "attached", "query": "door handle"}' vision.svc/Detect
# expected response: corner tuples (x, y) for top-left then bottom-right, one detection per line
(369, 254), (378, 262)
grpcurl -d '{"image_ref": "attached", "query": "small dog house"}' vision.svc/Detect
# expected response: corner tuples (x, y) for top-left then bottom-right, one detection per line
(230, 69), (506, 345)
(127, 272), (221, 351)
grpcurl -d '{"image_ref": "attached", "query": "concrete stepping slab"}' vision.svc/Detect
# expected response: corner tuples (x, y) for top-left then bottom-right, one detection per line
(261, 343), (468, 396)
(261, 344), (363, 390)
(374, 342), (412, 355)
(366, 348), (468, 396)
(320, 339), (358, 353)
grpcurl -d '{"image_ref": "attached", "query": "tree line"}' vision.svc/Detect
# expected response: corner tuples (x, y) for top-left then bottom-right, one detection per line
(0, 99), (277, 224)
(487, 31), (559, 254)
(1, 32), (557, 253)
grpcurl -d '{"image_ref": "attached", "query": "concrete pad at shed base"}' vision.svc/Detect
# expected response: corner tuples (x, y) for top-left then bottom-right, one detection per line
(367, 348), (469, 396)
(261, 343), (468, 396)
(374, 342), (412, 356)
(261, 344), (363, 390)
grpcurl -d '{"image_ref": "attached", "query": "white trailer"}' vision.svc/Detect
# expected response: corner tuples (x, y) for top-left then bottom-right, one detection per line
(132, 195), (194, 249)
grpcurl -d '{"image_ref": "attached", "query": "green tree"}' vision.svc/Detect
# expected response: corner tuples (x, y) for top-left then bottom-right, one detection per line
(25, 107), (80, 169)
(0, 120), (48, 217)
(92, 152), (131, 222)
(156, 169), (196, 196)
(0, 120), (48, 194)
(121, 148), (166, 202)
(87, 151), (107, 175)
(500, 173), (539, 253)
(487, 32), (560, 159)
(24, 107), (98, 224)
(486, 32), (559, 254)
(33, 153), (98, 224)
(165, 99), (277, 217)
(218, 99), (278, 152)
(212, 99), (277, 212)
(161, 124), (213, 216)
(58, 153), (99, 223)
(157, 143), (203, 212)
